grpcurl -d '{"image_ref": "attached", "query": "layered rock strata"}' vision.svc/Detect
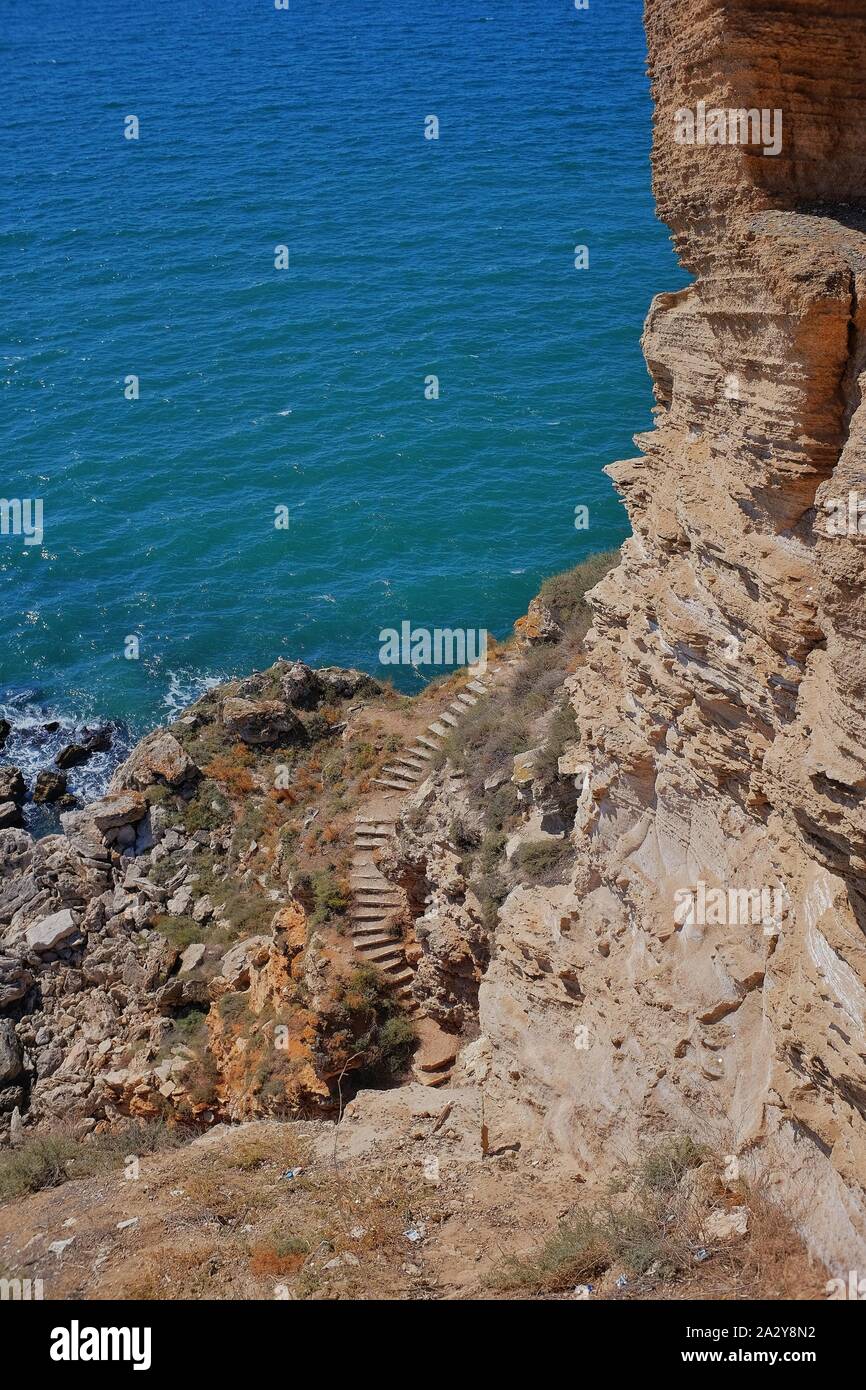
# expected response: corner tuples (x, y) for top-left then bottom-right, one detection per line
(468, 0), (866, 1272)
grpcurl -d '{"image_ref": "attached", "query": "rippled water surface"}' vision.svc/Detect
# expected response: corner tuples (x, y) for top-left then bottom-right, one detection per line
(1, 0), (687, 737)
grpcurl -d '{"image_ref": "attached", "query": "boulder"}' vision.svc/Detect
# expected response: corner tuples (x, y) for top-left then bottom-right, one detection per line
(179, 942), (207, 975)
(0, 801), (23, 830)
(55, 743), (89, 769)
(280, 661), (324, 709)
(111, 731), (199, 792)
(25, 908), (78, 952)
(87, 790), (147, 831)
(0, 1020), (23, 1084)
(55, 727), (112, 770)
(703, 1207), (749, 1242)
(0, 719), (10, 748)
(514, 595), (563, 645)
(0, 766), (25, 804)
(192, 894), (213, 923)
(317, 667), (382, 699)
(219, 935), (271, 989)
(221, 698), (304, 746)
(33, 770), (68, 803)
(0, 827), (32, 871)
(167, 884), (193, 916)
(156, 975), (210, 1011)
(512, 749), (541, 786)
(0, 955), (33, 1008)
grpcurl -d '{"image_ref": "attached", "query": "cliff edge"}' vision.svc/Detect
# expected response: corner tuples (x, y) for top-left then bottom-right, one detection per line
(466, 0), (866, 1274)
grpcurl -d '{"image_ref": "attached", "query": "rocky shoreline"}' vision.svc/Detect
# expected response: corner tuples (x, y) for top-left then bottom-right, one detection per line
(0, 656), (420, 1144)
(0, 695), (131, 837)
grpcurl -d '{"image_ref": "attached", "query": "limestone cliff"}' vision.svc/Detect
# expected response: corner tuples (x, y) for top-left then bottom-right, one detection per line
(2, 0), (864, 1294)
(465, 0), (866, 1274)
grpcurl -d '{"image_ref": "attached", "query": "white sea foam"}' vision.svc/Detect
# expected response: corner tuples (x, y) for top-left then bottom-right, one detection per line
(161, 669), (225, 721)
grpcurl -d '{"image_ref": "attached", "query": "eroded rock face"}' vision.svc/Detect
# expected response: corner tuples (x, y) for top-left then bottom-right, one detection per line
(468, 0), (866, 1275)
(220, 698), (304, 747)
(110, 731), (199, 792)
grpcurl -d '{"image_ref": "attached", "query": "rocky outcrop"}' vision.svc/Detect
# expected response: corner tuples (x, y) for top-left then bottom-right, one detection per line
(0, 660), (404, 1142)
(110, 730), (198, 793)
(458, 0), (866, 1276)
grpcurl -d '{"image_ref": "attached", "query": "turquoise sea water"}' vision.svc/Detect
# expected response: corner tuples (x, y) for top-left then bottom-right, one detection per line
(1, 0), (686, 757)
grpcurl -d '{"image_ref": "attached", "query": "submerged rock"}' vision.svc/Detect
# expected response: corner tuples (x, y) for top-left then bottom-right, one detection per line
(55, 725), (113, 770)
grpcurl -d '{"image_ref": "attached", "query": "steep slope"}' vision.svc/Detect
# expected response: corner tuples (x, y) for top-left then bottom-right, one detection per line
(465, 0), (866, 1274)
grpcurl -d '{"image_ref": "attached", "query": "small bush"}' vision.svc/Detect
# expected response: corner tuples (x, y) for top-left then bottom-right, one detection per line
(309, 868), (349, 927)
(512, 838), (572, 883)
(153, 914), (202, 951)
(637, 1135), (705, 1194)
(217, 992), (252, 1026)
(218, 885), (274, 938)
(496, 1212), (610, 1292)
(203, 746), (255, 798)
(508, 644), (571, 715)
(533, 701), (578, 787)
(0, 1133), (79, 1202)
(159, 1007), (210, 1069)
(493, 1132), (712, 1295)
(538, 548), (619, 635)
(320, 966), (418, 1087)
(470, 869), (509, 930)
(0, 1120), (191, 1203)
(179, 782), (229, 834)
(249, 1232), (310, 1277)
(443, 705), (530, 796)
(479, 829), (507, 873)
(450, 816), (481, 852)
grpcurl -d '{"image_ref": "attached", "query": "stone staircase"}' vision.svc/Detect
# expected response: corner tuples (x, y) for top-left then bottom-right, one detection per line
(349, 664), (505, 1086)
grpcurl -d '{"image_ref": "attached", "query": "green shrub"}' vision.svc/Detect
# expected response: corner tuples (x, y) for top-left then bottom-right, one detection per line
(320, 966), (418, 1086)
(171, 1006), (209, 1041)
(492, 1131), (706, 1294)
(538, 548), (619, 635)
(479, 829), (507, 873)
(512, 838), (572, 883)
(470, 869), (509, 930)
(153, 914), (202, 951)
(508, 644), (571, 714)
(0, 1120), (191, 1203)
(348, 741), (376, 773)
(485, 782), (520, 832)
(179, 781), (229, 834)
(533, 701), (578, 787)
(217, 885), (274, 938)
(637, 1136), (706, 1194)
(0, 1133), (79, 1202)
(443, 705), (530, 795)
(495, 1211), (610, 1292)
(309, 868), (348, 927)
(217, 992), (252, 1025)
(449, 816), (481, 852)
